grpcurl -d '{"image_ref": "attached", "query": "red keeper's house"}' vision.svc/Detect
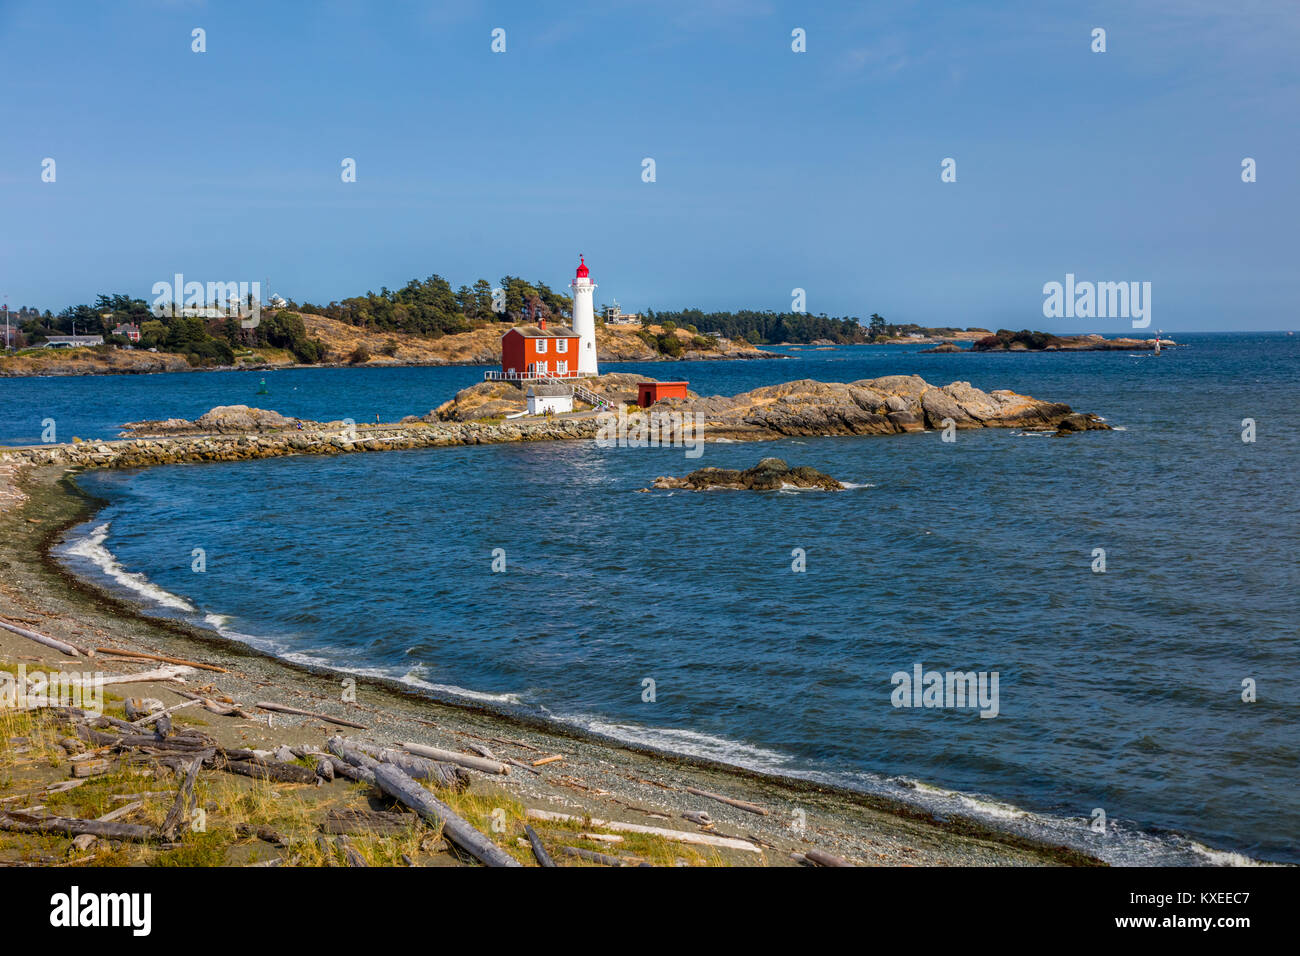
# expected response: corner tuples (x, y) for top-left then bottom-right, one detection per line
(497, 318), (581, 380)
(637, 381), (690, 406)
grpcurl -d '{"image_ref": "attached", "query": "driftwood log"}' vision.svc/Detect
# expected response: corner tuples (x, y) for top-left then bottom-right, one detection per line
(255, 701), (367, 730)
(92, 666), (195, 686)
(802, 848), (854, 867)
(525, 808), (761, 854)
(372, 764), (521, 868)
(0, 618), (88, 657)
(297, 747), (368, 783)
(525, 825), (556, 868)
(327, 737), (468, 792)
(96, 647), (226, 673)
(321, 808), (417, 836)
(160, 750), (212, 840)
(352, 742), (470, 791)
(685, 786), (769, 816)
(0, 810), (159, 843)
(555, 845), (634, 867)
(172, 688), (256, 718)
(400, 741), (509, 775)
(132, 699), (200, 728)
(218, 754), (317, 784)
(325, 737), (378, 784)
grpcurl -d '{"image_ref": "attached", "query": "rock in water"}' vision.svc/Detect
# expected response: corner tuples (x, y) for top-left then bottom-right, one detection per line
(649, 458), (845, 491)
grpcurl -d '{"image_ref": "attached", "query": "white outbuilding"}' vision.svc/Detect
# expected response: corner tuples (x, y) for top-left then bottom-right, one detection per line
(526, 384), (573, 416)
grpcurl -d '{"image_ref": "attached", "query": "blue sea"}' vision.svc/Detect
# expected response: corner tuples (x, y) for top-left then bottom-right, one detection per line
(6, 334), (1297, 864)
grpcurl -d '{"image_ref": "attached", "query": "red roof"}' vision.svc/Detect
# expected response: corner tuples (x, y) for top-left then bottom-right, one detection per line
(575, 255), (589, 279)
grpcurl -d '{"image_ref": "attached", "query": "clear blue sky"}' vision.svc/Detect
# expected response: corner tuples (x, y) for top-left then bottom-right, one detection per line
(1, 0), (1296, 331)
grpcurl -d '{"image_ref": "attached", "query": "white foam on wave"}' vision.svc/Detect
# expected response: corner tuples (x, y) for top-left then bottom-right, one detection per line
(1187, 842), (1272, 867)
(62, 523), (196, 612)
(339, 662), (524, 705)
(886, 775), (1267, 866)
(840, 481), (876, 490)
(554, 713), (797, 771)
(200, 617), (526, 705)
(907, 779), (1028, 821)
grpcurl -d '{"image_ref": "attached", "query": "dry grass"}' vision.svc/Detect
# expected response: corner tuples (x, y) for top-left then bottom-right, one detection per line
(1, 708), (734, 867)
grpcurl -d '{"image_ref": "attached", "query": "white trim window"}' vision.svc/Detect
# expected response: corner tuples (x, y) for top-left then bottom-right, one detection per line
(556, 360), (568, 375)
(535, 360), (548, 375)
(536, 338), (548, 353)
(555, 338), (568, 353)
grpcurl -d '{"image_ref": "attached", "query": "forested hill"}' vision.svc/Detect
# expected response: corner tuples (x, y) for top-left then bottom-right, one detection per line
(297, 275), (571, 336)
(643, 309), (869, 344)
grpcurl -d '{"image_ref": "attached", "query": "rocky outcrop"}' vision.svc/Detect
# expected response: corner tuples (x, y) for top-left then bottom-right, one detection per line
(1053, 412), (1112, 435)
(970, 332), (1175, 352)
(123, 405), (297, 436)
(679, 375), (1104, 440)
(648, 458), (843, 491)
(426, 373), (1105, 438)
(920, 342), (964, 353)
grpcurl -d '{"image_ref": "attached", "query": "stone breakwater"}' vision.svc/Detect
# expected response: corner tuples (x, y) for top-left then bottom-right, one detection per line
(0, 419), (602, 471)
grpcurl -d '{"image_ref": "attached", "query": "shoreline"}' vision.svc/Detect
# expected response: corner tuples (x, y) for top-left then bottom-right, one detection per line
(0, 461), (1107, 867)
(0, 346), (781, 380)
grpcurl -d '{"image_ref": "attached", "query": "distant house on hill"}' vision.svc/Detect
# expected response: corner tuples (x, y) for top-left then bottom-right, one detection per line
(43, 335), (104, 349)
(112, 322), (142, 342)
(603, 303), (640, 325)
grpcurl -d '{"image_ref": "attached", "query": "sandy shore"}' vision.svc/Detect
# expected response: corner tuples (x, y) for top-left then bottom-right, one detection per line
(0, 461), (1100, 866)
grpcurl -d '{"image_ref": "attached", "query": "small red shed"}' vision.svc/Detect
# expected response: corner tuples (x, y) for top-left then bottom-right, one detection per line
(637, 381), (689, 406)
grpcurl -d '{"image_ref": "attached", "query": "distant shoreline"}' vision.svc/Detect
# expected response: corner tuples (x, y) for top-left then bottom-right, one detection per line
(0, 349), (782, 379)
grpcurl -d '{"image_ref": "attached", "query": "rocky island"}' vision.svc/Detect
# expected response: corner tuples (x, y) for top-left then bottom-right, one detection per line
(647, 458), (844, 491)
(439, 373), (1109, 439)
(968, 330), (1175, 352)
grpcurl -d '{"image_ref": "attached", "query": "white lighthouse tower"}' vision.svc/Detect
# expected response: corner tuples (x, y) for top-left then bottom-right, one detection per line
(569, 255), (598, 376)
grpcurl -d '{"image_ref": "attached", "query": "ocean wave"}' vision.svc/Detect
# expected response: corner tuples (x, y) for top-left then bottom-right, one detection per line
(202, 613), (525, 705)
(61, 523), (196, 612)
